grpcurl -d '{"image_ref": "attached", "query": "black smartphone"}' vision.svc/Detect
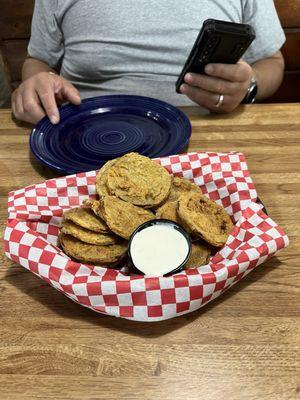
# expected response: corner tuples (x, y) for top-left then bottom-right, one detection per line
(176, 19), (256, 93)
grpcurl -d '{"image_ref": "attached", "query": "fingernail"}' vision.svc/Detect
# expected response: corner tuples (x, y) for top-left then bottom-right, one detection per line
(205, 65), (213, 74)
(180, 84), (188, 93)
(50, 115), (59, 124)
(184, 73), (193, 83)
(73, 94), (81, 104)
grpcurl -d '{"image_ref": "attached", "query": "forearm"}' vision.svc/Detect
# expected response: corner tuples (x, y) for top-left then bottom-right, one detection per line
(251, 51), (285, 101)
(22, 57), (56, 81)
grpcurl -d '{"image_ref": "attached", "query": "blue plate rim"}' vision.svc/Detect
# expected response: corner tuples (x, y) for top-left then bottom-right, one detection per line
(29, 94), (192, 174)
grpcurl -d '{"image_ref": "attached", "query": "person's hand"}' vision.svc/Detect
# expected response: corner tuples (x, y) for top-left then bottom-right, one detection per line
(12, 72), (81, 124)
(180, 60), (253, 113)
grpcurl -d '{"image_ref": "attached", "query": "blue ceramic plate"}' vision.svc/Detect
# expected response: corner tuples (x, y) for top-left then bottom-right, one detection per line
(30, 95), (192, 174)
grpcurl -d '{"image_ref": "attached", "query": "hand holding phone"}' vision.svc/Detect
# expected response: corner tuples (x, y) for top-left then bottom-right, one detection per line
(176, 19), (256, 112)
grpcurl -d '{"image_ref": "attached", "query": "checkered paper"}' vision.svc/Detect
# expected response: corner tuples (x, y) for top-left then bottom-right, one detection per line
(4, 152), (289, 321)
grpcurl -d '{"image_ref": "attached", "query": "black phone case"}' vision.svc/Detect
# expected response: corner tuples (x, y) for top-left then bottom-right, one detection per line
(176, 19), (256, 93)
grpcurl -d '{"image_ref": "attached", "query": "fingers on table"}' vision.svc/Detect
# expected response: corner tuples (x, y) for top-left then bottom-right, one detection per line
(36, 80), (60, 124)
(12, 89), (46, 124)
(22, 89), (47, 123)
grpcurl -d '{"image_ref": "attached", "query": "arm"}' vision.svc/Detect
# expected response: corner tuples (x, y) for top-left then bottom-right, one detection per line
(180, 50), (285, 113)
(251, 51), (285, 100)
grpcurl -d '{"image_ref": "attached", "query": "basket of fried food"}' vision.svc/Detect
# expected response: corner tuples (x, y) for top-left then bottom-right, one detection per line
(4, 152), (289, 321)
(59, 152), (233, 270)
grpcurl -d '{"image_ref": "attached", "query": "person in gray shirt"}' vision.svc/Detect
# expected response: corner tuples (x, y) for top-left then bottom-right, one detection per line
(12, 0), (285, 124)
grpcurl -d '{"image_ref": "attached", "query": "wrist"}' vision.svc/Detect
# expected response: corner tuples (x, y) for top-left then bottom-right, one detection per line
(22, 58), (55, 81)
(241, 75), (258, 104)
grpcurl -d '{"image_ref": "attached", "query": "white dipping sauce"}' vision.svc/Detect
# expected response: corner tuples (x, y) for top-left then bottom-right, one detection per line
(130, 224), (190, 276)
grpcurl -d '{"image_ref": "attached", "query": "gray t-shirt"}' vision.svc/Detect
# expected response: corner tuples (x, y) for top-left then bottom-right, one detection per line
(28, 0), (285, 106)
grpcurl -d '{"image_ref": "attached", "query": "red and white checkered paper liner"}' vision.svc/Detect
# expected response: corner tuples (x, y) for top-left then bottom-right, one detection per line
(4, 152), (289, 321)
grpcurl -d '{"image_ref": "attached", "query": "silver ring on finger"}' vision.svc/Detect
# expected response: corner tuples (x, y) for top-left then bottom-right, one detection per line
(214, 94), (224, 108)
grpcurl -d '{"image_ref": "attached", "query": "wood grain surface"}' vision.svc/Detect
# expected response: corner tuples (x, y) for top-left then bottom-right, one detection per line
(0, 104), (299, 400)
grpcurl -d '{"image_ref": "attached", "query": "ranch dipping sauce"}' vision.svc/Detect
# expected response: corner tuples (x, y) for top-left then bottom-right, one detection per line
(129, 220), (191, 276)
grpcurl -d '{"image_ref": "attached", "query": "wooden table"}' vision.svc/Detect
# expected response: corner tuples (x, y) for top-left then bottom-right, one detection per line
(0, 104), (299, 400)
